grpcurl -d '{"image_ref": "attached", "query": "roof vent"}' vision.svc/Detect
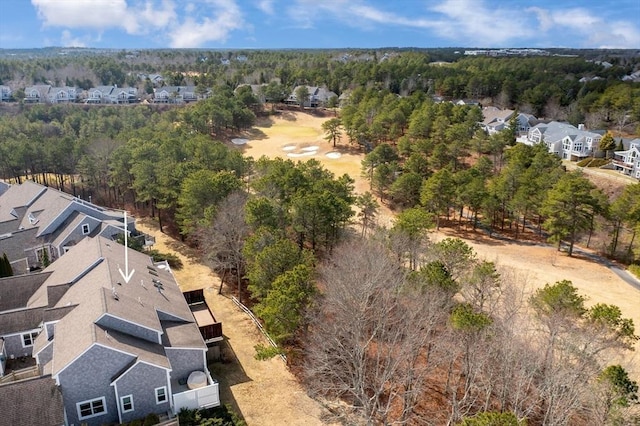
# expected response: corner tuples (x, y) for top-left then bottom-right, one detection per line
(112, 287), (119, 301)
(137, 297), (143, 306)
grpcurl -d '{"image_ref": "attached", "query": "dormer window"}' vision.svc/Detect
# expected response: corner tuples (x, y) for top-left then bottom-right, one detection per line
(82, 224), (90, 235)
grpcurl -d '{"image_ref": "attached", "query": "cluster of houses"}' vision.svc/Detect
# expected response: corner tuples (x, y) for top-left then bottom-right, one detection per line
(0, 82), (342, 107)
(0, 83), (211, 105)
(481, 107), (640, 179)
(0, 181), (223, 425)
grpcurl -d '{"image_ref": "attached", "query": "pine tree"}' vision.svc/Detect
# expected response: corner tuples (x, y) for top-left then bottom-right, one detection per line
(0, 253), (13, 278)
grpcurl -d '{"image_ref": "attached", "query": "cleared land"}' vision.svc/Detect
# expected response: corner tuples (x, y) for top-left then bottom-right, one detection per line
(140, 111), (640, 424)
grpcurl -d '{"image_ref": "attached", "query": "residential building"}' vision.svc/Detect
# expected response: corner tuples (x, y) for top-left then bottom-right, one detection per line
(24, 85), (77, 103)
(525, 121), (604, 161)
(0, 235), (220, 425)
(85, 85), (138, 104)
(284, 85), (338, 107)
(153, 86), (201, 103)
(613, 138), (640, 179)
(0, 180), (131, 274)
(480, 107), (538, 135)
(0, 85), (11, 102)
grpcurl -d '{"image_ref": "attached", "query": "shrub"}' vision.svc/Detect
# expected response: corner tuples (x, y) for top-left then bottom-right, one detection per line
(629, 264), (640, 279)
(143, 413), (160, 425)
(148, 249), (183, 269)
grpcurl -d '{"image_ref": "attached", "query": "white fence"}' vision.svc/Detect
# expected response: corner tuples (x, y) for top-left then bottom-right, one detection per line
(231, 296), (287, 363)
(173, 381), (220, 413)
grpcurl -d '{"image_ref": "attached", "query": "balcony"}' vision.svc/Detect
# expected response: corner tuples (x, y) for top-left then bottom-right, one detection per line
(612, 159), (633, 170)
(183, 289), (223, 344)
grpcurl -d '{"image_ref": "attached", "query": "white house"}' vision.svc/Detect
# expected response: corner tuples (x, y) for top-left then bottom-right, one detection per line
(612, 138), (640, 179)
(0, 85), (11, 102)
(86, 86), (137, 104)
(480, 107), (538, 135)
(526, 121), (604, 161)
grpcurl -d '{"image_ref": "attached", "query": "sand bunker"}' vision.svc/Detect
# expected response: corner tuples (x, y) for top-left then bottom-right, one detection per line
(232, 138), (249, 145)
(326, 152), (342, 159)
(301, 146), (319, 152)
(287, 151), (317, 158)
(282, 145), (297, 151)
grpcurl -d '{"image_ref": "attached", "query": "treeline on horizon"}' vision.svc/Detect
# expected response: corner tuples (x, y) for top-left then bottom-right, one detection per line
(1, 48), (639, 129)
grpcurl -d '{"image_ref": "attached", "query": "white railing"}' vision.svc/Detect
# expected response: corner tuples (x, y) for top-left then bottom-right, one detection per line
(172, 381), (220, 414)
(231, 296), (287, 363)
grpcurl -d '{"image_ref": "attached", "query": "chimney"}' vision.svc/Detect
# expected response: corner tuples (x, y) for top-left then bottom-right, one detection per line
(578, 123), (585, 130)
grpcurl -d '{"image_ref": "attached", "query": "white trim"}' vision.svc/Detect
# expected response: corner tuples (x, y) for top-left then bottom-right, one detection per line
(34, 339), (53, 362)
(155, 386), (168, 404)
(110, 359), (171, 386)
(21, 330), (39, 348)
(76, 396), (107, 421)
(120, 394), (134, 413)
(54, 342), (134, 380)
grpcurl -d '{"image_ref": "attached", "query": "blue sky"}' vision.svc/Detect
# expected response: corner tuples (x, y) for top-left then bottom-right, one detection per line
(1, 0), (639, 50)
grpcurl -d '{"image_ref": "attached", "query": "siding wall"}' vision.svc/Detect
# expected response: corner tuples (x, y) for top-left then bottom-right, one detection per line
(165, 348), (205, 381)
(57, 345), (133, 426)
(115, 362), (170, 424)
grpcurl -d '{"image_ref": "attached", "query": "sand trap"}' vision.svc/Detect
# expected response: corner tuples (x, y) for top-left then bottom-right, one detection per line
(326, 152), (342, 159)
(232, 138), (248, 145)
(287, 151), (317, 158)
(301, 146), (319, 152)
(282, 145), (297, 151)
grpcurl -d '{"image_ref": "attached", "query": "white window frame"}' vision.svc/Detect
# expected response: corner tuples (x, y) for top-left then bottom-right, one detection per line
(120, 394), (134, 413)
(82, 223), (90, 235)
(155, 386), (167, 404)
(22, 331), (39, 347)
(77, 397), (107, 420)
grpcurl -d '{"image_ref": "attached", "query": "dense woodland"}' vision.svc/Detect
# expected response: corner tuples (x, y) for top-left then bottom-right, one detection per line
(1, 49), (640, 424)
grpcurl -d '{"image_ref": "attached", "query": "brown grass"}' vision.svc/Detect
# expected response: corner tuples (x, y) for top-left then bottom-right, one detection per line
(136, 111), (640, 424)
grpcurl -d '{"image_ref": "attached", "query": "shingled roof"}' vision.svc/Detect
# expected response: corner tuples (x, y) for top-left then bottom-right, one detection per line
(0, 376), (64, 426)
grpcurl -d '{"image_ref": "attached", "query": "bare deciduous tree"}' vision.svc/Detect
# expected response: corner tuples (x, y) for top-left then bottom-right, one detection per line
(196, 190), (249, 300)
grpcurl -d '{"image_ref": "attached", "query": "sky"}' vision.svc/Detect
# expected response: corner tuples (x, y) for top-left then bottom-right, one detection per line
(0, 0), (639, 50)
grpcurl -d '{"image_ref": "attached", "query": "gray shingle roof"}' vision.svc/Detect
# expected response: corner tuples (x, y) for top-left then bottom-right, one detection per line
(0, 272), (51, 311)
(0, 376), (64, 426)
(48, 236), (203, 376)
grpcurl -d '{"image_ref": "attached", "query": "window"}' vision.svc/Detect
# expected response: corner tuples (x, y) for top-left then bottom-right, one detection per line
(77, 397), (106, 420)
(155, 386), (167, 404)
(22, 331), (39, 347)
(120, 395), (134, 413)
(82, 224), (90, 235)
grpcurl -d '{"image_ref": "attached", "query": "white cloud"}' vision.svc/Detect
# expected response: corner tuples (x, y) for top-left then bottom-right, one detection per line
(32, 0), (134, 30)
(168, 0), (244, 48)
(526, 6), (640, 49)
(31, 0), (243, 47)
(61, 30), (87, 47)
(256, 0), (274, 15)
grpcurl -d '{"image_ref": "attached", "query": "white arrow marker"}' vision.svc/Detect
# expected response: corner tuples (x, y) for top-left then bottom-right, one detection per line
(118, 211), (135, 283)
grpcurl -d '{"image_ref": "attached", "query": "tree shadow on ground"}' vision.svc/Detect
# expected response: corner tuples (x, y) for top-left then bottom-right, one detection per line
(208, 337), (251, 421)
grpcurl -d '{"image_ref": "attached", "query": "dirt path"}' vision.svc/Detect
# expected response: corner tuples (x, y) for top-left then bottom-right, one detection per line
(136, 219), (327, 426)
